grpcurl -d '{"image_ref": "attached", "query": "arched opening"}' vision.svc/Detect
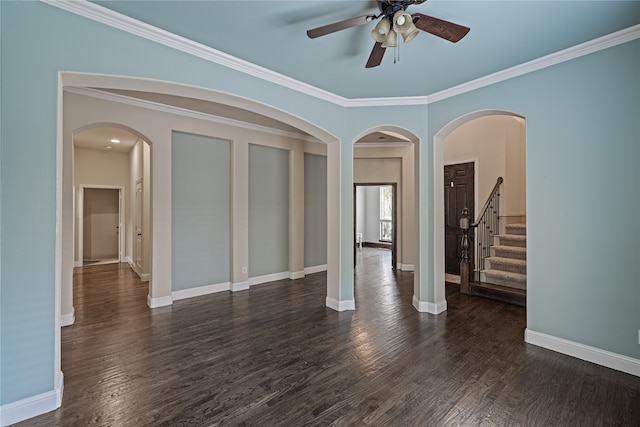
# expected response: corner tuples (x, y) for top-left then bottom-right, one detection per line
(352, 126), (419, 307)
(434, 110), (526, 307)
(60, 121), (154, 328)
(56, 72), (342, 388)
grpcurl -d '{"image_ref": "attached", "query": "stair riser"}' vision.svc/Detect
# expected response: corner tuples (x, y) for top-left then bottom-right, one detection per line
(481, 272), (527, 290)
(505, 225), (527, 236)
(491, 247), (527, 260)
(494, 236), (526, 248)
(486, 259), (526, 275)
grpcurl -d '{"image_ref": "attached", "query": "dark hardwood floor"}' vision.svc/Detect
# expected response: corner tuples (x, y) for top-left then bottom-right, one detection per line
(18, 248), (639, 426)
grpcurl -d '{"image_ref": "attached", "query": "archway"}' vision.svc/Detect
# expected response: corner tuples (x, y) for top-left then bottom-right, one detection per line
(56, 72), (342, 385)
(433, 110), (526, 307)
(352, 125), (420, 306)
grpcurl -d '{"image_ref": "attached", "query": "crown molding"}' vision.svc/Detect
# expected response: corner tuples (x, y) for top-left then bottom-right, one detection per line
(42, 0), (350, 107)
(427, 24), (640, 104)
(44, 1), (640, 108)
(64, 87), (321, 143)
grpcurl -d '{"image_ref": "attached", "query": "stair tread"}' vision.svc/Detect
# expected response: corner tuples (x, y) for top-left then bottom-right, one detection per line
(487, 256), (527, 265)
(492, 245), (526, 252)
(482, 269), (527, 281)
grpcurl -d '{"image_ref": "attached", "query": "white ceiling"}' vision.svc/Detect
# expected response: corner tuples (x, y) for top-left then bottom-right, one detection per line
(74, 126), (139, 153)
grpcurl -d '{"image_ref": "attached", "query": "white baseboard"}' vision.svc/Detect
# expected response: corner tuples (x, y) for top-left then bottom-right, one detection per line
(231, 281), (250, 292)
(289, 270), (305, 280)
(412, 295), (447, 314)
(304, 264), (327, 275)
(0, 372), (63, 426)
(249, 271), (289, 287)
(74, 260), (82, 268)
(125, 256), (132, 265)
(525, 329), (640, 377)
(140, 273), (149, 282)
(147, 294), (173, 308)
(326, 297), (355, 312)
(172, 282), (230, 301)
(60, 308), (75, 327)
(398, 263), (415, 272)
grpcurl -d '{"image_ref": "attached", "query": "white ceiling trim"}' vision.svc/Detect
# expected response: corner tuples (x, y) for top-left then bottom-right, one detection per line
(43, 0), (350, 106)
(65, 87), (321, 143)
(427, 24), (640, 104)
(45, 1), (639, 108)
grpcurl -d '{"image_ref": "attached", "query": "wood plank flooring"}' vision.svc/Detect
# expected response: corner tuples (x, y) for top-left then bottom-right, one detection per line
(17, 248), (639, 426)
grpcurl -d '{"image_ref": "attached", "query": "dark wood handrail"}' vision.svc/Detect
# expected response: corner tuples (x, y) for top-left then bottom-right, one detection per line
(471, 177), (503, 227)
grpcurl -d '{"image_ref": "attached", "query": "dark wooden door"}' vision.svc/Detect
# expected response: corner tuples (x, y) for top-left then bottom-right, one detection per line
(444, 163), (474, 275)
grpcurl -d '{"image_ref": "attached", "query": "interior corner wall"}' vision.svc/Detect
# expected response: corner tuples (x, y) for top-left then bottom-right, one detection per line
(304, 153), (327, 268)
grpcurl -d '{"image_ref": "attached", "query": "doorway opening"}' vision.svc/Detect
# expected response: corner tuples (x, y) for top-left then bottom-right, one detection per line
(79, 186), (123, 266)
(354, 183), (397, 270)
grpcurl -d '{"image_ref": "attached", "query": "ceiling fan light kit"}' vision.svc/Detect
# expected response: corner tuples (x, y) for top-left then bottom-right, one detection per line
(306, 0), (470, 68)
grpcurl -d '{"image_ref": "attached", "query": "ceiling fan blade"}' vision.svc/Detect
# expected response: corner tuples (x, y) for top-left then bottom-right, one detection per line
(411, 12), (470, 43)
(365, 42), (386, 68)
(307, 15), (376, 39)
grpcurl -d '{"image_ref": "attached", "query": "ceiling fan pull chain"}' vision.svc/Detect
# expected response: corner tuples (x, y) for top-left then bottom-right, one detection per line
(394, 33), (399, 64)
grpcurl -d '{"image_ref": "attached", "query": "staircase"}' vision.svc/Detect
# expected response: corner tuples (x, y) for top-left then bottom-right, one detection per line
(473, 223), (527, 305)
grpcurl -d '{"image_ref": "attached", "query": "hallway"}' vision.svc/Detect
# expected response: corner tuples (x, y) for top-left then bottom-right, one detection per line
(19, 258), (639, 425)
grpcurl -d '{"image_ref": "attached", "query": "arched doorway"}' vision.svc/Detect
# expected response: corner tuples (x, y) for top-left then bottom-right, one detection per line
(434, 110), (527, 306)
(56, 72), (343, 385)
(352, 126), (420, 306)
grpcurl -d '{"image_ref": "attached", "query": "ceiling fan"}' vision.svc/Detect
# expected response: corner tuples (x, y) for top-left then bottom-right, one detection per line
(306, 0), (470, 68)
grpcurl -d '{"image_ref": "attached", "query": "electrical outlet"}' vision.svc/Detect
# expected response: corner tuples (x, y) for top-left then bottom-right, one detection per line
(242, 266), (247, 274)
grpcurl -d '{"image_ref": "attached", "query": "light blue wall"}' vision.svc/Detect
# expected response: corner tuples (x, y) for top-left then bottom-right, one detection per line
(304, 153), (327, 268)
(427, 39), (640, 359)
(0, 2), (426, 404)
(248, 144), (289, 277)
(172, 132), (230, 291)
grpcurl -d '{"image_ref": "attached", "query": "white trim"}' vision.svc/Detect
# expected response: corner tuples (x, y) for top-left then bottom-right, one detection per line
(428, 24), (640, 103)
(326, 297), (355, 312)
(60, 307), (75, 327)
(397, 263), (414, 272)
(289, 270), (305, 280)
(412, 295), (447, 314)
(139, 273), (149, 282)
(43, 1), (640, 106)
(0, 372), (63, 427)
(74, 260), (82, 268)
(231, 281), (250, 292)
(64, 87), (321, 143)
(147, 294), (172, 308)
(44, 0), (349, 106)
(525, 329), (640, 377)
(172, 282), (230, 301)
(304, 264), (328, 275)
(248, 272), (290, 287)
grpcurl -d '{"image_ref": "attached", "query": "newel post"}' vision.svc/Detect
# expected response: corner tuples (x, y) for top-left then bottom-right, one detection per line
(459, 207), (470, 294)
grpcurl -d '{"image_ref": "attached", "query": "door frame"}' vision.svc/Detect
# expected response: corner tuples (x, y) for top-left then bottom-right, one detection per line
(77, 185), (125, 266)
(353, 183), (397, 269)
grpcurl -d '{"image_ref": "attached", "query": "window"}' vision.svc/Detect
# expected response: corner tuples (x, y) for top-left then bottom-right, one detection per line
(379, 186), (393, 242)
